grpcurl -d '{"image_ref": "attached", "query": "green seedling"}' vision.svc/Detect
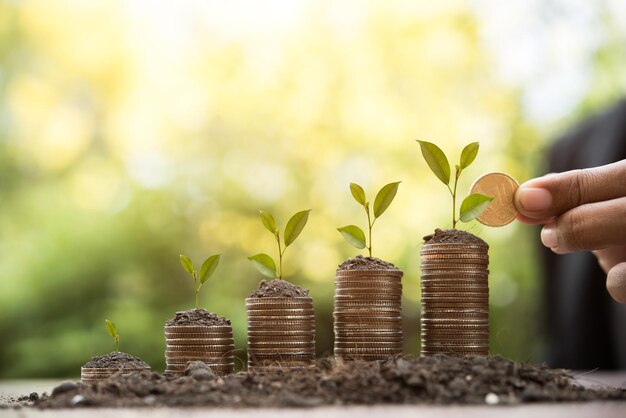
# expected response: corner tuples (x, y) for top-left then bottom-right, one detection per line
(416, 140), (493, 228)
(105, 319), (120, 352)
(337, 182), (401, 257)
(249, 209), (311, 279)
(179, 253), (221, 309)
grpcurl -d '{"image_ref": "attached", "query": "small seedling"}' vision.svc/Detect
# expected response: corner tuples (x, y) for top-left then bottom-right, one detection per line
(249, 209), (311, 279)
(179, 253), (221, 309)
(416, 140), (493, 228)
(105, 319), (120, 352)
(337, 182), (401, 257)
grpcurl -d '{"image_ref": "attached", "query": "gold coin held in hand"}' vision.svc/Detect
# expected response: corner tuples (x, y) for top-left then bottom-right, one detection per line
(469, 172), (519, 227)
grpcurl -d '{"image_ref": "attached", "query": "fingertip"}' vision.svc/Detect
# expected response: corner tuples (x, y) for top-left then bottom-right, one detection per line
(607, 263), (626, 304)
(540, 223), (558, 248)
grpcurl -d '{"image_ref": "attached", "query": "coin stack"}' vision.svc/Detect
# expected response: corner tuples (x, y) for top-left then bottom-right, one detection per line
(334, 269), (404, 360)
(420, 243), (489, 356)
(246, 296), (316, 371)
(164, 324), (235, 376)
(81, 366), (150, 384)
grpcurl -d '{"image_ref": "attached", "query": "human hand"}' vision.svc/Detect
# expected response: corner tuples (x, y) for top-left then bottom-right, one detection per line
(514, 160), (626, 304)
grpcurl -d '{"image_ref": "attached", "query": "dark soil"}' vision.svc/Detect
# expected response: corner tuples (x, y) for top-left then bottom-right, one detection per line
(248, 279), (309, 298)
(25, 355), (626, 409)
(423, 228), (488, 247)
(165, 309), (231, 327)
(337, 255), (400, 271)
(82, 352), (149, 370)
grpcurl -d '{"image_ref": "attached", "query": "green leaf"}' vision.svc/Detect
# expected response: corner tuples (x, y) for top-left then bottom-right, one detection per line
(349, 183), (367, 206)
(417, 140), (450, 185)
(179, 254), (194, 274)
(199, 254), (221, 284)
(259, 210), (277, 234)
(248, 253), (277, 278)
(459, 142), (479, 169)
(105, 319), (117, 338)
(459, 193), (494, 222)
(337, 225), (367, 249)
(373, 181), (401, 218)
(284, 209), (311, 247)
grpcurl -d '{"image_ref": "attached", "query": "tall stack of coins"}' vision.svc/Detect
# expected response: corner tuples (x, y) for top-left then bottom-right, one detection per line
(164, 322), (234, 376)
(334, 263), (404, 360)
(246, 296), (316, 370)
(420, 231), (489, 356)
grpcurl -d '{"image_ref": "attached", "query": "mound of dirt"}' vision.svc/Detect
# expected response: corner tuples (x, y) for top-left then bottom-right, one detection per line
(337, 255), (400, 271)
(29, 355), (626, 409)
(423, 228), (488, 247)
(82, 352), (149, 370)
(248, 279), (309, 298)
(165, 309), (230, 327)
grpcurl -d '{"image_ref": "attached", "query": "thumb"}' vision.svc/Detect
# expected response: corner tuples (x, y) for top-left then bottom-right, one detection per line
(514, 160), (626, 220)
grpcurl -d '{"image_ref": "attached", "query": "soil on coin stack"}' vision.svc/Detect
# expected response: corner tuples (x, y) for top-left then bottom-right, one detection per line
(337, 255), (400, 271)
(166, 309), (231, 326)
(249, 279), (309, 298)
(82, 352), (149, 369)
(27, 355), (625, 409)
(423, 228), (488, 247)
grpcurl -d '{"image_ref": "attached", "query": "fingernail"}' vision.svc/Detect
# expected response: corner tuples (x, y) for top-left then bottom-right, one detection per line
(541, 224), (558, 248)
(516, 187), (552, 212)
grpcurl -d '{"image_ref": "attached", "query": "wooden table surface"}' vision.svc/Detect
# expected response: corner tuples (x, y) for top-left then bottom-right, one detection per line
(1, 372), (624, 418)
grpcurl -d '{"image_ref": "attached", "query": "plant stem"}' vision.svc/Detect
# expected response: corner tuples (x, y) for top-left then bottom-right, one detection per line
(450, 169), (461, 229)
(446, 184), (454, 228)
(115, 337), (119, 352)
(365, 206), (373, 257)
(277, 234), (283, 280)
(194, 272), (199, 309)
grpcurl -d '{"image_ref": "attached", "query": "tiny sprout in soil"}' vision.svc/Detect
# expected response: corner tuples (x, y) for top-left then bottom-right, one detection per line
(248, 209), (311, 279)
(105, 319), (120, 352)
(417, 140), (493, 228)
(179, 253), (221, 309)
(337, 181), (400, 257)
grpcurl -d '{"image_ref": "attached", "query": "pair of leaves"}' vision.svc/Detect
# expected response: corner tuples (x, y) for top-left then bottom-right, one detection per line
(179, 254), (221, 285)
(105, 319), (118, 338)
(259, 209), (311, 247)
(349, 182), (400, 218)
(417, 140), (478, 186)
(338, 182), (400, 249)
(250, 209), (312, 278)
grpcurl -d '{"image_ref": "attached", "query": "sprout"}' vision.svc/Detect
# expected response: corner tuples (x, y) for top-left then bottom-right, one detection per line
(105, 319), (120, 352)
(249, 209), (311, 279)
(417, 141), (493, 228)
(337, 182), (401, 257)
(179, 254), (221, 309)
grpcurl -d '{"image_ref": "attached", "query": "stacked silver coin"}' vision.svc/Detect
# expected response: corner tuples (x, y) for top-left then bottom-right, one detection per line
(164, 324), (234, 376)
(246, 296), (315, 371)
(80, 365), (150, 384)
(334, 269), (404, 360)
(420, 243), (489, 356)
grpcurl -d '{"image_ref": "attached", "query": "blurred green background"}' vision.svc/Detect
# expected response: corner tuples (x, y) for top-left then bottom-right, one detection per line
(1, 0), (625, 378)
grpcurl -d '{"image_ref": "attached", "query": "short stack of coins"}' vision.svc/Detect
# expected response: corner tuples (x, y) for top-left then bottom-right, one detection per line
(246, 296), (315, 371)
(334, 269), (404, 360)
(81, 366), (150, 384)
(420, 242), (489, 356)
(164, 323), (234, 376)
